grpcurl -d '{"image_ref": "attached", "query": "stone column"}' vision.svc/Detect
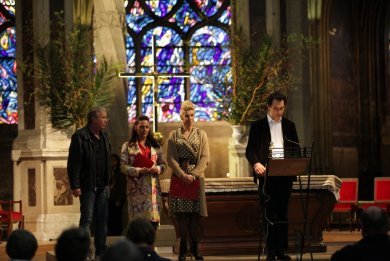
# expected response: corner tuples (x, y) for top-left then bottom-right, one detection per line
(12, 0), (80, 241)
(93, 0), (129, 154)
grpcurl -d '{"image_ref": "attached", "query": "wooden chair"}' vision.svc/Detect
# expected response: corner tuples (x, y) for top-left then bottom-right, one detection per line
(0, 200), (24, 239)
(330, 178), (359, 231)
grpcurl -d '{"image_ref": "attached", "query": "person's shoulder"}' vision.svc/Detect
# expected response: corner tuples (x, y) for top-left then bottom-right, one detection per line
(196, 128), (206, 135)
(250, 117), (267, 127)
(122, 141), (131, 147)
(168, 128), (180, 138)
(74, 126), (87, 134)
(138, 246), (171, 261)
(72, 126), (89, 139)
(331, 244), (356, 261)
(282, 117), (296, 125)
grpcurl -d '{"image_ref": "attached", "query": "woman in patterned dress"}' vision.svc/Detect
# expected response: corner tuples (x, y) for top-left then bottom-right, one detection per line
(120, 115), (166, 231)
(167, 101), (210, 261)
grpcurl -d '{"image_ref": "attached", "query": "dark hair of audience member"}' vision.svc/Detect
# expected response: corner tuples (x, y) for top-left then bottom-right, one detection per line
(360, 206), (389, 237)
(126, 217), (156, 246)
(6, 229), (38, 260)
(55, 227), (90, 261)
(101, 239), (143, 261)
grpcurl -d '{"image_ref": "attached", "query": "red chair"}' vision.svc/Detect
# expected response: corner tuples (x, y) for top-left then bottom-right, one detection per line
(374, 177), (390, 213)
(330, 178), (359, 231)
(0, 200), (24, 239)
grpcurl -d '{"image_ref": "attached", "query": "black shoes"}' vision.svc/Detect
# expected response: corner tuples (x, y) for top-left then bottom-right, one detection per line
(178, 241), (187, 261)
(190, 242), (204, 261)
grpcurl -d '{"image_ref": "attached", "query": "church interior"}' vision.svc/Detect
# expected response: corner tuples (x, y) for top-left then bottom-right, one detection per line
(0, 0), (390, 260)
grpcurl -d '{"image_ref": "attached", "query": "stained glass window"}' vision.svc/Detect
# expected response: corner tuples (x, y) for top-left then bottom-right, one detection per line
(0, 0), (16, 124)
(124, 0), (231, 122)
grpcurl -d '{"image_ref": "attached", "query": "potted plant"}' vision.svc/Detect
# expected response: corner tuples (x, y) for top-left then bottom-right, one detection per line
(219, 31), (312, 144)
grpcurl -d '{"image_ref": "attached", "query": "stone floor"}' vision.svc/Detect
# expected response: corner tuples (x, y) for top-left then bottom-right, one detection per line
(0, 230), (362, 261)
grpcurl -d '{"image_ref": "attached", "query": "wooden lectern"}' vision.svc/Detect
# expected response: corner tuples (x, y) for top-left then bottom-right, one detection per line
(259, 147), (313, 261)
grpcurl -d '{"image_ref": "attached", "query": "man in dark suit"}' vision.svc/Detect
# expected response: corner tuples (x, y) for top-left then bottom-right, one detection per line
(331, 206), (390, 261)
(246, 91), (299, 261)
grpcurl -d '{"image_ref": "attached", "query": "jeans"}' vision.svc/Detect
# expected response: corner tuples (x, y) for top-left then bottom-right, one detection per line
(79, 187), (109, 256)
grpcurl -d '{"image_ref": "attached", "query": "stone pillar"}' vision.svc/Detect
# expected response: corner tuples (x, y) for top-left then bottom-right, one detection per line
(266, 0), (281, 45)
(93, 0), (129, 154)
(11, 0), (80, 241)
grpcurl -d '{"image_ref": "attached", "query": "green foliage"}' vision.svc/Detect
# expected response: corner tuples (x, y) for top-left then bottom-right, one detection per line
(220, 32), (313, 125)
(35, 22), (117, 130)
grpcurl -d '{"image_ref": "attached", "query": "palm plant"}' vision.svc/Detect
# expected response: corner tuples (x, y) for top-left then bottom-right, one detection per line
(35, 1), (117, 130)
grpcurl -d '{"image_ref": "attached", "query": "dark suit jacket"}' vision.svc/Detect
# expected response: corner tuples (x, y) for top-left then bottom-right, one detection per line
(245, 116), (299, 182)
(331, 234), (390, 261)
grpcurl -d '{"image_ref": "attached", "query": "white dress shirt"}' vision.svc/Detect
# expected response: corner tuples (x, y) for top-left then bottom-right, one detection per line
(267, 114), (284, 158)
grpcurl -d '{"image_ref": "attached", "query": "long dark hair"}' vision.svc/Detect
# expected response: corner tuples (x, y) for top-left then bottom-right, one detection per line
(129, 115), (160, 148)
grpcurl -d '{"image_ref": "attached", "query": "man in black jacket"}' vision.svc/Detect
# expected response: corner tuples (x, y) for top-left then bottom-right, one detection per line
(246, 91), (299, 261)
(331, 206), (390, 261)
(67, 107), (111, 259)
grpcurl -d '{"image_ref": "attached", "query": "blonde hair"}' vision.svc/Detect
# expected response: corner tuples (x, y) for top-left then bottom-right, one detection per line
(180, 100), (195, 116)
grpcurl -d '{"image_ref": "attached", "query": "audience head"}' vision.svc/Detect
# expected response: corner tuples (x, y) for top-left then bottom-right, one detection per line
(126, 217), (156, 246)
(6, 229), (38, 260)
(55, 227), (90, 261)
(360, 206), (389, 237)
(100, 239), (143, 261)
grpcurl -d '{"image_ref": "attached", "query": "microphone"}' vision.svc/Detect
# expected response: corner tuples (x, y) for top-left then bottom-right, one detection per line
(284, 136), (301, 147)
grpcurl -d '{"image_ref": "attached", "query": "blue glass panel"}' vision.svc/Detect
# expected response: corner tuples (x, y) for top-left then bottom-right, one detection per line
(125, 0), (231, 122)
(141, 27), (183, 47)
(0, 0), (16, 124)
(141, 77), (185, 122)
(141, 27), (184, 70)
(125, 34), (136, 71)
(145, 0), (178, 17)
(0, 0), (15, 16)
(168, 1), (201, 33)
(140, 27), (185, 122)
(0, 12), (6, 25)
(141, 78), (153, 118)
(0, 59), (17, 124)
(0, 27), (15, 58)
(125, 0), (153, 33)
(127, 78), (137, 122)
(217, 6), (231, 25)
(191, 26), (229, 47)
(157, 77), (184, 122)
(194, 0), (224, 17)
(190, 26), (230, 121)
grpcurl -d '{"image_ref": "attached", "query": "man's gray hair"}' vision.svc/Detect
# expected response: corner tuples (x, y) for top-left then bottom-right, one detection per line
(87, 107), (106, 124)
